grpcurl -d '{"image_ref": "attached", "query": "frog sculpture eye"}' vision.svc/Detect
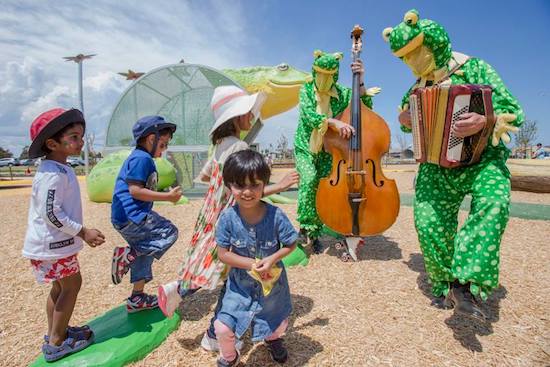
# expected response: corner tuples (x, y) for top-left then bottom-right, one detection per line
(382, 27), (393, 42)
(277, 63), (289, 71)
(313, 49), (323, 59)
(404, 10), (419, 26)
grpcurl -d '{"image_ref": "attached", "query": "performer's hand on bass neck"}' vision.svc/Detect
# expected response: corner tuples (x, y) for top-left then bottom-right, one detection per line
(351, 60), (367, 96)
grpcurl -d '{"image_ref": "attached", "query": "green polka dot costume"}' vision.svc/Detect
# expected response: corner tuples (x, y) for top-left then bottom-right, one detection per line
(384, 10), (524, 300)
(294, 51), (373, 239)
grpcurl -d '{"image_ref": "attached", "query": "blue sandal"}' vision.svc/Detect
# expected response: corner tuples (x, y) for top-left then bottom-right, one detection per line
(43, 325), (93, 344)
(67, 325), (93, 340)
(41, 329), (94, 362)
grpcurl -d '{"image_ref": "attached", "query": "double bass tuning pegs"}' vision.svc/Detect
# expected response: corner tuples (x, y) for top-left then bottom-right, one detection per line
(351, 25), (364, 39)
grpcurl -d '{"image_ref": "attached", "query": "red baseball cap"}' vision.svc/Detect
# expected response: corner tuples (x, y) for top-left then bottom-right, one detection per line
(29, 108), (85, 159)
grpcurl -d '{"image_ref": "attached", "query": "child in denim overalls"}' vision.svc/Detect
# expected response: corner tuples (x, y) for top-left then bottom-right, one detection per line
(157, 86), (298, 354)
(214, 149), (298, 366)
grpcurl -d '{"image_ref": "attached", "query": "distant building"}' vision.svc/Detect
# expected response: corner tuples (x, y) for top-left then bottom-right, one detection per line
(388, 148), (414, 159)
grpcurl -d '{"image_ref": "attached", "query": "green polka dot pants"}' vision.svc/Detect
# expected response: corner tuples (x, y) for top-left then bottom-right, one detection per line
(414, 161), (510, 300)
(296, 150), (332, 239)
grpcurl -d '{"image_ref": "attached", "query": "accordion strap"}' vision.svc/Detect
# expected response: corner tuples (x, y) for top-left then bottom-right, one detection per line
(434, 52), (471, 86)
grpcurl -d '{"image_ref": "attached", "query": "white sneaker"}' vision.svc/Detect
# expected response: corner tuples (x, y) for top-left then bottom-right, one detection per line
(201, 331), (243, 352)
(158, 281), (180, 318)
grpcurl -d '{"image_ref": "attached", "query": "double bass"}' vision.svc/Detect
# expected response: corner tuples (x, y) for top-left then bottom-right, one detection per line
(316, 25), (399, 236)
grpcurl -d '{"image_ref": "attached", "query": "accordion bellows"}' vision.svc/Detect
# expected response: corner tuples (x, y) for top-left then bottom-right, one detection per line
(410, 84), (495, 168)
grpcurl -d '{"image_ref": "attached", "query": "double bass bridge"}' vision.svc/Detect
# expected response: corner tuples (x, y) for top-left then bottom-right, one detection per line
(347, 170), (368, 175)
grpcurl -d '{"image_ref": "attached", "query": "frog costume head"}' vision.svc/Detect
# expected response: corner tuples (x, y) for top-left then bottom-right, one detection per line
(312, 50), (343, 93)
(382, 9), (451, 78)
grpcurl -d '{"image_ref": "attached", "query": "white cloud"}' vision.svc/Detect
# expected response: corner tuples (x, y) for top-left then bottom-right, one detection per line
(257, 108), (299, 150)
(21, 86), (74, 123)
(0, 0), (255, 156)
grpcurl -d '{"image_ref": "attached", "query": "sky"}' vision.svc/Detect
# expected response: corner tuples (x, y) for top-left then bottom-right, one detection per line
(1, 0), (549, 156)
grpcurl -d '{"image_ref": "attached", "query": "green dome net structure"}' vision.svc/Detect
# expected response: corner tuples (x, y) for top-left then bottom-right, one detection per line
(105, 64), (257, 192)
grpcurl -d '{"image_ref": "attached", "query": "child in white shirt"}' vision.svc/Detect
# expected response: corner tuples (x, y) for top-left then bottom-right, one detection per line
(23, 108), (105, 362)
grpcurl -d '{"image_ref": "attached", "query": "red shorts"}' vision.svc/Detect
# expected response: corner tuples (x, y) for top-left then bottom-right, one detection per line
(30, 254), (80, 284)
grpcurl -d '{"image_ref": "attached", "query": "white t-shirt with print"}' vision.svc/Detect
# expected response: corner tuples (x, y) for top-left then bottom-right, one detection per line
(22, 160), (84, 260)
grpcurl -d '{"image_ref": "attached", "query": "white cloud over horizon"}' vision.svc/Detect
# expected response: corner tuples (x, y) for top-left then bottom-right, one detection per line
(0, 0), (259, 156)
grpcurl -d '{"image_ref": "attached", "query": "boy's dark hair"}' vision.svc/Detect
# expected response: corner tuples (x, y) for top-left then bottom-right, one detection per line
(211, 118), (237, 145)
(137, 127), (174, 147)
(223, 149), (271, 188)
(42, 121), (85, 154)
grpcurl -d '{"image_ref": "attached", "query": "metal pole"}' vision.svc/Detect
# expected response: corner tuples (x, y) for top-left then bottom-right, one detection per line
(78, 61), (90, 175)
(64, 54), (95, 174)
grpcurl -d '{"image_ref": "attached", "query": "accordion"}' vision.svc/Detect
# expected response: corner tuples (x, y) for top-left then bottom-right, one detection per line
(409, 84), (495, 168)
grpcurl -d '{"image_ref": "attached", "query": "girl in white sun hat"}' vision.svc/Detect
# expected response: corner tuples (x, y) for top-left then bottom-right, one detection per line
(158, 85), (299, 351)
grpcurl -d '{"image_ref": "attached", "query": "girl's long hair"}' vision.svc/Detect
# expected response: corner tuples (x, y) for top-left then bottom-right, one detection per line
(211, 118), (237, 145)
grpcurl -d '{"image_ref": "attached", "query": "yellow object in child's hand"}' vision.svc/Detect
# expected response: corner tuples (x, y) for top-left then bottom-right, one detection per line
(248, 263), (282, 296)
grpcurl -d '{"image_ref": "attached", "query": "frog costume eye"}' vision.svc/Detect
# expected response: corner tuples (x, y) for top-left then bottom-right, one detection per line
(277, 63), (289, 71)
(333, 52), (343, 61)
(404, 10), (419, 26)
(313, 50), (323, 59)
(382, 27), (393, 42)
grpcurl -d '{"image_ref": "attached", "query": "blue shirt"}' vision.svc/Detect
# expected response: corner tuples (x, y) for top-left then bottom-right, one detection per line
(215, 203), (298, 341)
(111, 147), (157, 225)
(533, 148), (546, 159)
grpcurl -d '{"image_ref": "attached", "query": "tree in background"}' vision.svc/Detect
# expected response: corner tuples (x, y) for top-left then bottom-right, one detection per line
(277, 134), (290, 160)
(0, 147), (13, 158)
(19, 146), (30, 160)
(515, 120), (538, 159)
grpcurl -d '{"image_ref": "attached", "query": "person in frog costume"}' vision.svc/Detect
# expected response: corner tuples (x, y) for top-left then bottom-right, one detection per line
(294, 50), (380, 258)
(383, 9), (523, 320)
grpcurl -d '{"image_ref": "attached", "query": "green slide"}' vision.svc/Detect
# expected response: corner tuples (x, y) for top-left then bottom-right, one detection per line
(282, 243), (309, 267)
(87, 150), (183, 204)
(31, 306), (181, 367)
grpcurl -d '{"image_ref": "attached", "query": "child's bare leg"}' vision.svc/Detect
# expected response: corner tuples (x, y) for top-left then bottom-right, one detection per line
(214, 319), (237, 362)
(47, 281), (62, 337)
(132, 280), (145, 294)
(265, 319), (288, 341)
(49, 273), (82, 346)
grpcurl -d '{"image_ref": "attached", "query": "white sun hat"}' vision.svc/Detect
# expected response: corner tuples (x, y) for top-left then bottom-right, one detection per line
(209, 85), (266, 135)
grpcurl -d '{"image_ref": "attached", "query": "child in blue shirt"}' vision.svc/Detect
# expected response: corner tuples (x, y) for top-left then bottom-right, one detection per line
(111, 115), (182, 312)
(214, 149), (298, 366)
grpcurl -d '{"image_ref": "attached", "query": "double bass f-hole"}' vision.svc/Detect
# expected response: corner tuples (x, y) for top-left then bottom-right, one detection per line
(364, 159), (384, 187)
(330, 159), (346, 186)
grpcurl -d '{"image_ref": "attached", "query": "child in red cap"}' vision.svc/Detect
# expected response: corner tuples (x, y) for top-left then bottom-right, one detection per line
(22, 108), (105, 362)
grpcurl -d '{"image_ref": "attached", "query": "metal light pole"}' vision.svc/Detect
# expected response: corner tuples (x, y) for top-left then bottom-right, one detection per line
(63, 53), (96, 175)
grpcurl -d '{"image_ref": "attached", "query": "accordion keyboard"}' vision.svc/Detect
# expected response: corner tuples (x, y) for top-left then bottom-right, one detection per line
(409, 95), (423, 160)
(446, 95), (470, 162)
